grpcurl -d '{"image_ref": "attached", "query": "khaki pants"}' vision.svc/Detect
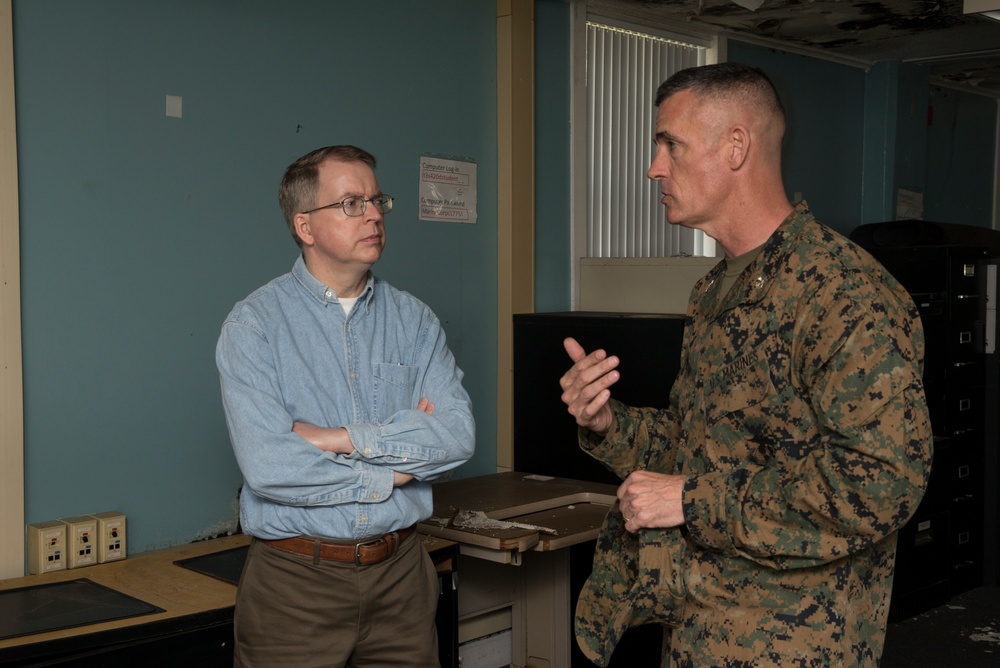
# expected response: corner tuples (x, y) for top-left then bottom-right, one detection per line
(233, 533), (440, 668)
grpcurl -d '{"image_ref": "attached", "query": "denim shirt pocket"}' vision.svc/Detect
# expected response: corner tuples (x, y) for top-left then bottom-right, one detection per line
(372, 362), (418, 421)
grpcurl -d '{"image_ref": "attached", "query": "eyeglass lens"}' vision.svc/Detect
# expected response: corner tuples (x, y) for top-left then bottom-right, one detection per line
(343, 195), (393, 216)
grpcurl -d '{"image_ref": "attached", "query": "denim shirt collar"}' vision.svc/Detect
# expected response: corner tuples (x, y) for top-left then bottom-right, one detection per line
(290, 255), (375, 308)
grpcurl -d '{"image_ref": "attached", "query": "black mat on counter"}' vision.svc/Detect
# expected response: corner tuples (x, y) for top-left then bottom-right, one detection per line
(173, 545), (248, 586)
(0, 578), (163, 641)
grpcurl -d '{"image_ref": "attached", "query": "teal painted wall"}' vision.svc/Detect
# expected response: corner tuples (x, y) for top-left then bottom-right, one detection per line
(14, 0), (498, 556)
(861, 62), (902, 223)
(892, 63), (931, 217)
(860, 61), (934, 225)
(534, 0), (572, 312)
(727, 42), (868, 236)
(925, 85), (998, 227)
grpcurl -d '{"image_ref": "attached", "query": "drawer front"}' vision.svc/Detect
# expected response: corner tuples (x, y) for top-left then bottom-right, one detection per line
(894, 512), (950, 587)
(920, 319), (986, 378)
(914, 438), (950, 519)
(949, 446), (985, 513)
(928, 389), (985, 437)
(948, 293), (982, 323)
(947, 320), (986, 364)
(942, 361), (985, 391)
(947, 256), (984, 299)
(950, 517), (985, 595)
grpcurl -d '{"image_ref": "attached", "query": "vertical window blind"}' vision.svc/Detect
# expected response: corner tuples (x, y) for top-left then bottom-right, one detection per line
(587, 22), (711, 258)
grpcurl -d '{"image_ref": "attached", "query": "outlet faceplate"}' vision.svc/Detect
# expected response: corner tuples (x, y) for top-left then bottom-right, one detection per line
(89, 511), (126, 563)
(26, 521), (66, 574)
(60, 515), (98, 569)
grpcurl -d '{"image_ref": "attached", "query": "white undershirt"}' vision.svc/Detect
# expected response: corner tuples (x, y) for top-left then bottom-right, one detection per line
(338, 296), (358, 316)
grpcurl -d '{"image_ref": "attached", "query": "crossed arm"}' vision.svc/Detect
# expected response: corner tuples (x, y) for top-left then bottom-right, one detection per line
(292, 397), (436, 487)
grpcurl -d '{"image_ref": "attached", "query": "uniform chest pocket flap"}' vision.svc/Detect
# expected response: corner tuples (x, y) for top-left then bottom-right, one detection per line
(373, 363), (418, 418)
(703, 353), (776, 428)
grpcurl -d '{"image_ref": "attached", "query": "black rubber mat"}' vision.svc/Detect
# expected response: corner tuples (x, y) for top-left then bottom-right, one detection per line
(0, 578), (163, 641)
(173, 545), (248, 586)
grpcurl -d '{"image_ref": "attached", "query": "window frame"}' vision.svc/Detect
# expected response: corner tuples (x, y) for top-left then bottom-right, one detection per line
(569, 8), (721, 308)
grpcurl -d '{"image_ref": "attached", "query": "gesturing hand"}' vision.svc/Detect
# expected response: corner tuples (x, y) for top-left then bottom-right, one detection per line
(559, 337), (620, 436)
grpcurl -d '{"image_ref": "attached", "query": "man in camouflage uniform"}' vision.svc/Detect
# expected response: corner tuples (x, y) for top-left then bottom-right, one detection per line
(560, 62), (933, 667)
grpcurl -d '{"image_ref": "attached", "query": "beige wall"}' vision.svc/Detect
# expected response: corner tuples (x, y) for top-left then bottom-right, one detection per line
(578, 257), (718, 315)
(1, 0), (25, 578)
(496, 0), (534, 471)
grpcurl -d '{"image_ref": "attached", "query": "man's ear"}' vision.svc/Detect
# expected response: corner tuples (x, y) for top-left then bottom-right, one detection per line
(294, 213), (314, 247)
(728, 125), (750, 170)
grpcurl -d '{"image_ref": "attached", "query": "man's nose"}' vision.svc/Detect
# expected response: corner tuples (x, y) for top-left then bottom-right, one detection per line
(647, 154), (665, 181)
(364, 201), (383, 222)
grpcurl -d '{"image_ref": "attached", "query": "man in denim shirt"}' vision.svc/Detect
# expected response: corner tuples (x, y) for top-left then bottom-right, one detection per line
(217, 145), (475, 667)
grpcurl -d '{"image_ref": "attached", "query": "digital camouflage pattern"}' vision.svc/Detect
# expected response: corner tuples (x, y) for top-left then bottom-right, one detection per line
(575, 500), (686, 666)
(577, 202), (933, 667)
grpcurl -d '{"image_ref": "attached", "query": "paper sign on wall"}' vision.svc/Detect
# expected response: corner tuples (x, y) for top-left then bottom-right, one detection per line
(418, 155), (477, 224)
(896, 187), (924, 220)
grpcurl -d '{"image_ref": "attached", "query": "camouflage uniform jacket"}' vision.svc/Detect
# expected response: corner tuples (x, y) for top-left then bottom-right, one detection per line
(581, 203), (933, 666)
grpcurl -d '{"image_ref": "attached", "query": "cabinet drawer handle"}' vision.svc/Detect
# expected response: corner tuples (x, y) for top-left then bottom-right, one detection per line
(963, 264), (975, 277)
(959, 331), (972, 344)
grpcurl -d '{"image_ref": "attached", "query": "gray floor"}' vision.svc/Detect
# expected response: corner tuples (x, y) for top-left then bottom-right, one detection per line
(881, 587), (1000, 667)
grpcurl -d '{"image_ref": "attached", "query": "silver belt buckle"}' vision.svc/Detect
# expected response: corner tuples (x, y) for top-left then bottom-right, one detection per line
(354, 537), (382, 565)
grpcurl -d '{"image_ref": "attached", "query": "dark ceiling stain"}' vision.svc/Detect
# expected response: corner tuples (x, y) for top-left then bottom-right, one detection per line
(590, 0), (1000, 93)
(839, 2), (960, 32)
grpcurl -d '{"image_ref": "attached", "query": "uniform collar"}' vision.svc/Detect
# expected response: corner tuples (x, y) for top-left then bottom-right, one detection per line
(700, 201), (813, 315)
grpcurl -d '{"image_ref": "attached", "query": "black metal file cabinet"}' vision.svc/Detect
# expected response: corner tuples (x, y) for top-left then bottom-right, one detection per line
(860, 244), (992, 619)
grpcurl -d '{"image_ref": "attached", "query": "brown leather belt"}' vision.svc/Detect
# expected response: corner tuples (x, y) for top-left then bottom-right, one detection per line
(261, 526), (415, 566)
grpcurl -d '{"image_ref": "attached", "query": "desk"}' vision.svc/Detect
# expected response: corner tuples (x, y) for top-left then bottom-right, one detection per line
(0, 533), (459, 667)
(419, 472), (617, 667)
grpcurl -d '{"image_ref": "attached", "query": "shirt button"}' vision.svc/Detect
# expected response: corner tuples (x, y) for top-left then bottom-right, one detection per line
(361, 514), (368, 522)
(325, 289), (333, 298)
(364, 448), (372, 456)
(371, 492), (379, 500)
(350, 371), (355, 380)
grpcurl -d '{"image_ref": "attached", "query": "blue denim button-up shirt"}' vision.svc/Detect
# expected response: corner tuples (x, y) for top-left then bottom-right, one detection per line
(216, 257), (475, 540)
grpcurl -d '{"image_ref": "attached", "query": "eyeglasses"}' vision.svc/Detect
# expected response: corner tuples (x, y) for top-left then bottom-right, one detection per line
(301, 194), (394, 217)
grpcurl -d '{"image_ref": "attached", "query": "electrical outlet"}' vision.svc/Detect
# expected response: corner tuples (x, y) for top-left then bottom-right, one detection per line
(26, 521), (67, 574)
(89, 511), (126, 563)
(59, 515), (98, 569)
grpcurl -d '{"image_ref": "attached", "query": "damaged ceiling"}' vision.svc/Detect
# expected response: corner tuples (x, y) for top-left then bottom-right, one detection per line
(587, 0), (1000, 93)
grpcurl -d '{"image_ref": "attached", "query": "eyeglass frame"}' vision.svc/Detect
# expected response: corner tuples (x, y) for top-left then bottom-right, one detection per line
(299, 194), (394, 217)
